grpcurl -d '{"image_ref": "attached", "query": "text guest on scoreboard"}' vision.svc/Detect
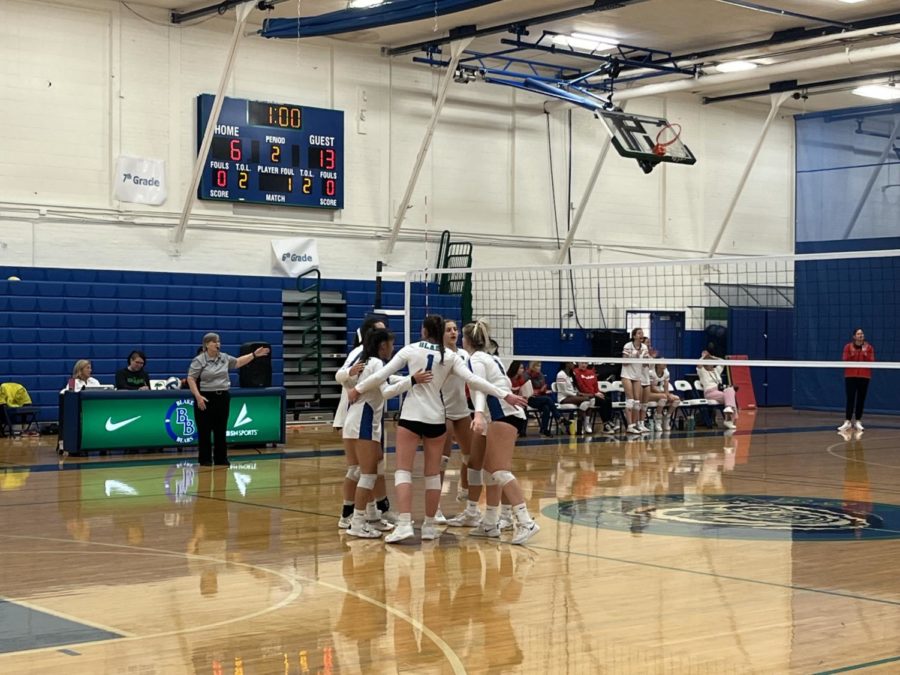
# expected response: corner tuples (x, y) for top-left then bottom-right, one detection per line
(197, 94), (344, 209)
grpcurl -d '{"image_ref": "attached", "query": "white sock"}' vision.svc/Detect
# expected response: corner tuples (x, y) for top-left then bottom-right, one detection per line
(423, 515), (435, 527)
(501, 504), (512, 519)
(397, 513), (412, 526)
(467, 499), (479, 513)
(513, 503), (533, 525)
(483, 506), (499, 526)
(366, 501), (378, 519)
(352, 509), (366, 525)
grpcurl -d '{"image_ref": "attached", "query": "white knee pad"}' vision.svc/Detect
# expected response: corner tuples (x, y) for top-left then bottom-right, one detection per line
(440, 455), (450, 471)
(357, 473), (377, 490)
(424, 474), (441, 490)
(467, 468), (483, 486)
(491, 470), (515, 487)
(377, 459), (385, 476)
(484, 471), (497, 486)
(394, 469), (412, 486)
(625, 399), (637, 411)
(345, 465), (361, 481)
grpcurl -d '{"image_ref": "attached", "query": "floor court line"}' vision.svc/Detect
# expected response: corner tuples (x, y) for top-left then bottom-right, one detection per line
(814, 653), (900, 674)
(0, 536), (466, 673)
(11, 422), (898, 476)
(528, 542), (900, 609)
(0, 594), (135, 638)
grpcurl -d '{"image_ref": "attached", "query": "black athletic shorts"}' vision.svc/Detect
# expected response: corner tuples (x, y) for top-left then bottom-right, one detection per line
(496, 414), (527, 435)
(398, 419), (448, 439)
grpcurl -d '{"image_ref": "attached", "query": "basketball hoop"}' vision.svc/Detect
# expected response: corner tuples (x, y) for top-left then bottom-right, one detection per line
(652, 123), (682, 157)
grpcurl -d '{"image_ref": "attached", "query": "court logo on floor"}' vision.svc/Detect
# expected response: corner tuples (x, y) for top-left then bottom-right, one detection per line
(544, 495), (900, 540)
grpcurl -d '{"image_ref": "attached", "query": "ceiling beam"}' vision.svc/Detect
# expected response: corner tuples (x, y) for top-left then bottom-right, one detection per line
(384, 0), (648, 57)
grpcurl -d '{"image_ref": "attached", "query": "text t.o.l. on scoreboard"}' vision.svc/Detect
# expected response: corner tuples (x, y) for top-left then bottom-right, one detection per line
(196, 94), (344, 209)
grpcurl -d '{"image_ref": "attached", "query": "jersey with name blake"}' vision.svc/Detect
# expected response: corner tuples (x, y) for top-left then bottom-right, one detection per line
(469, 351), (525, 421)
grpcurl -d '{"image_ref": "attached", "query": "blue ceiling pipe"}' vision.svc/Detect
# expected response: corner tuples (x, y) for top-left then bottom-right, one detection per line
(261, 0), (503, 39)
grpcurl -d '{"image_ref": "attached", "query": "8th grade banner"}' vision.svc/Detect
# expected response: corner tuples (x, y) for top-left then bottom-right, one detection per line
(79, 394), (282, 450)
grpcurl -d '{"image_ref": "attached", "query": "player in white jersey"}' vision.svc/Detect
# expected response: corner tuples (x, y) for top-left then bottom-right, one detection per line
(646, 361), (681, 431)
(440, 319), (474, 507)
(621, 327), (650, 435)
(334, 317), (393, 529)
(463, 320), (539, 545)
(343, 329), (432, 538)
(349, 315), (527, 544)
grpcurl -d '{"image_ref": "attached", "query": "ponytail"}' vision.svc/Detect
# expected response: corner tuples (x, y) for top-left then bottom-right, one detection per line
(463, 318), (492, 353)
(423, 314), (446, 364)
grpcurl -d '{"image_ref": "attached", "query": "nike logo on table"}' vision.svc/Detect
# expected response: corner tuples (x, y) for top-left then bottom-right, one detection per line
(105, 415), (142, 432)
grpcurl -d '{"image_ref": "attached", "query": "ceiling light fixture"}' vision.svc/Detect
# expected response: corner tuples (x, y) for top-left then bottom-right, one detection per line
(852, 84), (900, 100)
(837, 0), (867, 4)
(715, 60), (759, 73)
(552, 32), (618, 52)
(349, 0), (385, 8)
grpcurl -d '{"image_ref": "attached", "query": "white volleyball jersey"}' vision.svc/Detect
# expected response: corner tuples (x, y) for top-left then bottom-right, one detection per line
(356, 341), (506, 425)
(650, 368), (670, 392)
(342, 358), (413, 442)
(621, 341), (649, 382)
(333, 345), (364, 429)
(441, 348), (472, 420)
(469, 351), (525, 422)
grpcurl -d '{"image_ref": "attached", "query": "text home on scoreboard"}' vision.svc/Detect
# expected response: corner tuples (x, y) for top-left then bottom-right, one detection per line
(197, 94), (344, 209)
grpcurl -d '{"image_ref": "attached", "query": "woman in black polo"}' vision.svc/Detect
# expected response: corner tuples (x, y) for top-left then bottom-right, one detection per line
(187, 333), (270, 467)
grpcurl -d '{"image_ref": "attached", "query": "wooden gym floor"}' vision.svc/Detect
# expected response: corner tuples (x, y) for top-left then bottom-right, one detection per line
(2, 408), (900, 674)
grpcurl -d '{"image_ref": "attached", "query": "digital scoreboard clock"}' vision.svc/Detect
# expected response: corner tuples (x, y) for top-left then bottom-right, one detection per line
(196, 94), (344, 209)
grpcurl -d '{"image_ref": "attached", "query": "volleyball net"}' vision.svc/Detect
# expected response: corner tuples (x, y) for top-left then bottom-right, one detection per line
(403, 249), (900, 415)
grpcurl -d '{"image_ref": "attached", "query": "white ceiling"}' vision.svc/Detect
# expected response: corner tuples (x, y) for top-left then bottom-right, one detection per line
(122, 1), (900, 110)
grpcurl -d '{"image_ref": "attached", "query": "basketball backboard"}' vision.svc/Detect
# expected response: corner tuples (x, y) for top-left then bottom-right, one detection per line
(597, 110), (697, 174)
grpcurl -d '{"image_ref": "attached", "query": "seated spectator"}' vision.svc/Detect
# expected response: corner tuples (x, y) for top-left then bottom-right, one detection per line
(697, 351), (737, 429)
(525, 361), (560, 437)
(555, 362), (595, 434)
(573, 362), (614, 434)
(116, 350), (150, 390)
(61, 360), (101, 393)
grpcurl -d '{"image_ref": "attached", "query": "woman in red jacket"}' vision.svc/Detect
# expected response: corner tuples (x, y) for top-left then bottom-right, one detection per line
(839, 328), (875, 432)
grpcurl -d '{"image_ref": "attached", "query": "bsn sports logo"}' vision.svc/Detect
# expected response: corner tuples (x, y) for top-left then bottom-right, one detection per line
(227, 403), (258, 438)
(281, 252), (313, 263)
(165, 399), (197, 443)
(122, 172), (160, 187)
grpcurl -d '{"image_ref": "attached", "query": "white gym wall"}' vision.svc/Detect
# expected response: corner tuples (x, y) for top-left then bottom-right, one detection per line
(0, 0), (793, 277)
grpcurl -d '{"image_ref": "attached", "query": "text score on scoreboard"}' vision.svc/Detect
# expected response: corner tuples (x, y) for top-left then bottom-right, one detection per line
(197, 94), (344, 209)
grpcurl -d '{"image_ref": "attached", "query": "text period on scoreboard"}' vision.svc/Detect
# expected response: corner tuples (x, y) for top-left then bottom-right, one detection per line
(197, 94), (344, 209)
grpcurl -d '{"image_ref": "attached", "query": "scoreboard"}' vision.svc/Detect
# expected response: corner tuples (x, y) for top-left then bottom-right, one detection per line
(197, 94), (344, 209)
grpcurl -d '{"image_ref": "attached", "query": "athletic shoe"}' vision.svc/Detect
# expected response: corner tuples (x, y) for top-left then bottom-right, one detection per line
(837, 421), (852, 432)
(347, 521), (382, 538)
(420, 523), (441, 540)
(498, 516), (514, 531)
(469, 523), (500, 538)
(583, 423), (593, 435)
(626, 424), (640, 435)
(854, 421), (865, 431)
(366, 518), (395, 531)
(447, 510), (482, 527)
(723, 406), (734, 414)
(637, 422), (650, 433)
(602, 423), (616, 435)
(723, 420), (736, 429)
(434, 509), (448, 525)
(378, 509), (398, 524)
(385, 523), (415, 544)
(654, 420), (663, 432)
(511, 521), (540, 545)
(837, 429), (852, 442)
(338, 516), (351, 530)
(457, 488), (469, 502)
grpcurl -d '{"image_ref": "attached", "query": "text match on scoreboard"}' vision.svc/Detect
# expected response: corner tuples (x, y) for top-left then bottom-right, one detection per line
(197, 94), (344, 209)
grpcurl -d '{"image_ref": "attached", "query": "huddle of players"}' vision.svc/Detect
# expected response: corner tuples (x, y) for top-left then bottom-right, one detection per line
(333, 315), (539, 546)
